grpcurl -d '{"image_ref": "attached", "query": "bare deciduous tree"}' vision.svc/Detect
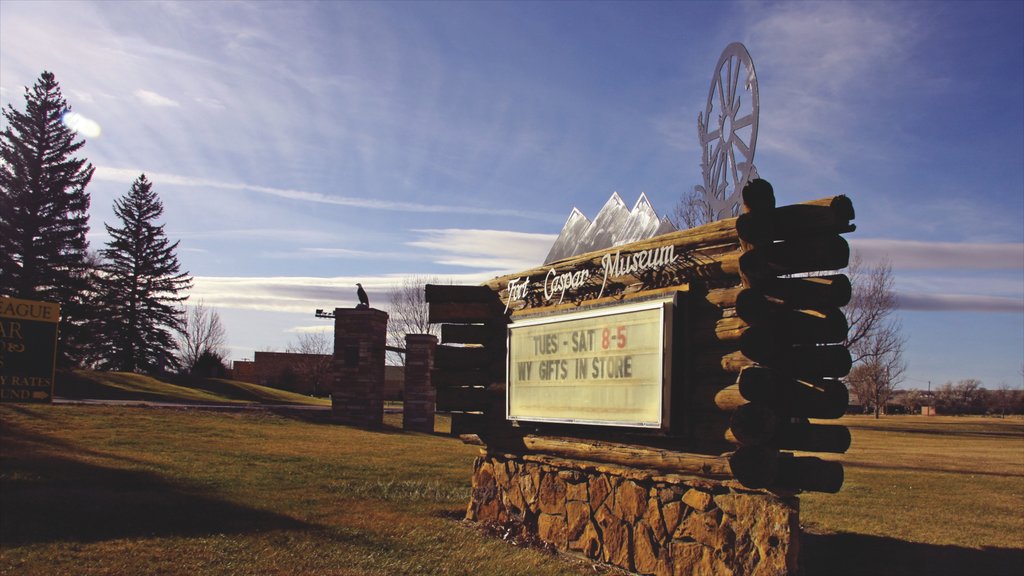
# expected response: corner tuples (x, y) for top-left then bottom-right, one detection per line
(176, 300), (227, 374)
(935, 379), (987, 415)
(843, 254), (906, 418)
(670, 188), (711, 230)
(386, 275), (441, 365)
(989, 382), (1020, 416)
(286, 330), (333, 396)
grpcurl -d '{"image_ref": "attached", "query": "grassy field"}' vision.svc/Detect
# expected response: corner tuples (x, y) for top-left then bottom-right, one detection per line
(55, 370), (331, 407)
(1, 406), (1022, 576)
(798, 415), (1024, 575)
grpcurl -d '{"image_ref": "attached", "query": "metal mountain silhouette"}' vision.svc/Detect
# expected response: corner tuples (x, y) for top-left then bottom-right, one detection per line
(544, 193), (677, 265)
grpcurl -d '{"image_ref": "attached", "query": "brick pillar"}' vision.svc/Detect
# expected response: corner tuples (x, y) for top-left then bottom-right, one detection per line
(332, 308), (388, 428)
(403, 334), (437, 432)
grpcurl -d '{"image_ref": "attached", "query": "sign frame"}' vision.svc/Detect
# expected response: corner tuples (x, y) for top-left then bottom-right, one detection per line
(505, 297), (677, 430)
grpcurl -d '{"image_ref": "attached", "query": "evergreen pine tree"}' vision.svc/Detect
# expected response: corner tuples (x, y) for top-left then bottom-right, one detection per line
(0, 71), (95, 364)
(100, 174), (192, 373)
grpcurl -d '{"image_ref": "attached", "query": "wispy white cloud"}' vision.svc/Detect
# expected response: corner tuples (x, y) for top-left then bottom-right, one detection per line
(408, 228), (556, 271)
(93, 166), (556, 221)
(850, 238), (1023, 313)
(851, 238), (1024, 270)
(261, 247), (410, 260)
(190, 271), (498, 314)
(285, 324), (334, 334)
(180, 228), (340, 243)
(134, 89), (180, 107)
(743, 2), (915, 177)
(897, 292), (1023, 313)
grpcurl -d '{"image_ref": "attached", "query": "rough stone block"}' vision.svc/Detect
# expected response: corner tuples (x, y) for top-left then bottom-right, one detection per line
(566, 500), (590, 542)
(596, 504), (632, 570)
(538, 471), (567, 514)
(662, 501), (683, 536)
(589, 474), (611, 510)
(565, 480), (588, 502)
(615, 479), (648, 522)
(644, 497), (668, 541)
(538, 513), (568, 549)
(676, 507), (724, 548)
(682, 488), (715, 512)
(633, 522), (662, 575)
(572, 518), (602, 559)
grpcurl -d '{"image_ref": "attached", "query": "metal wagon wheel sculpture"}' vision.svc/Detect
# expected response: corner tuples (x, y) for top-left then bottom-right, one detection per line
(697, 42), (759, 221)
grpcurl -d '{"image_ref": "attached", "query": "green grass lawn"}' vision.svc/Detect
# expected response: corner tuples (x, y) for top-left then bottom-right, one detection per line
(0, 404), (598, 576)
(55, 370), (331, 407)
(1, 406), (1022, 575)
(798, 415), (1024, 576)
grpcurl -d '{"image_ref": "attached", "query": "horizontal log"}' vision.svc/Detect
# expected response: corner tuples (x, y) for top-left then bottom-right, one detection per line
(739, 310), (849, 355)
(510, 435), (734, 479)
(736, 275), (852, 320)
(484, 220), (748, 311)
(738, 367), (849, 419)
(728, 403), (781, 446)
(450, 412), (489, 436)
(703, 286), (744, 309)
(712, 307), (848, 346)
(804, 194), (855, 220)
(459, 433), (485, 446)
(714, 384), (747, 412)
(425, 284), (501, 304)
(441, 323), (506, 345)
(728, 445), (780, 489)
(428, 302), (506, 324)
(712, 315), (749, 342)
(776, 454), (844, 493)
(432, 367), (502, 388)
(740, 344), (853, 379)
(720, 350), (757, 374)
(741, 178), (776, 213)
(434, 345), (493, 370)
(777, 422), (851, 453)
(739, 235), (850, 284)
(436, 385), (487, 412)
(736, 196), (855, 245)
(506, 285), (698, 320)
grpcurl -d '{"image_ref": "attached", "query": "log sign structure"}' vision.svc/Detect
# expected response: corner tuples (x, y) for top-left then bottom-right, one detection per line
(425, 178), (856, 576)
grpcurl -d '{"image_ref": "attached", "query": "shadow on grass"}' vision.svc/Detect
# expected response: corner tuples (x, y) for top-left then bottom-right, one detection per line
(1, 427), (312, 545)
(800, 531), (1024, 576)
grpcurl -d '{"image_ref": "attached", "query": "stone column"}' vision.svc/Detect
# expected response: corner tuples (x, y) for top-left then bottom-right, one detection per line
(332, 308), (388, 428)
(403, 333), (437, 432)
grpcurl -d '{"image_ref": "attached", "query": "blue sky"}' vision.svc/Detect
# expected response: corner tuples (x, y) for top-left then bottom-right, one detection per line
(2, 0), (1021, 389)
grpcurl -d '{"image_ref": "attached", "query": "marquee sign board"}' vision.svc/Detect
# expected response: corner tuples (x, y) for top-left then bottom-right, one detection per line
(507, 297), (679, 429)
(0, 296), (59, 403)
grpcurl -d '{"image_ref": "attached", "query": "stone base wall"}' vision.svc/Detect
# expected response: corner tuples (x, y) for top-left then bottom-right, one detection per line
(467, 453), (799, 576)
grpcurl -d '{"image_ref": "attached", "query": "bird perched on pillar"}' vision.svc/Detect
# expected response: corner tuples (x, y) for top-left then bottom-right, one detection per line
(356, 283), (369, 309)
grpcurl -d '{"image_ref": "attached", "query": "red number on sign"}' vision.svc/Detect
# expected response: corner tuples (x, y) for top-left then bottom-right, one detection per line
(617, 326), (627, 348)
(601, 328), (610, 350)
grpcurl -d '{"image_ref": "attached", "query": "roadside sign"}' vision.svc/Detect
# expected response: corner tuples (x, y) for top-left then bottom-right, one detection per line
(0, 296), (59, 403)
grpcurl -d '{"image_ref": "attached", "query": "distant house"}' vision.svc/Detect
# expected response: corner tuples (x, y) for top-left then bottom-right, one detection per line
(231, 352), (404, 399)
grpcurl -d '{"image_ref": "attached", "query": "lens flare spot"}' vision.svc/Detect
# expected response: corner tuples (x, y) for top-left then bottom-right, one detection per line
(61, 111), (102, 138)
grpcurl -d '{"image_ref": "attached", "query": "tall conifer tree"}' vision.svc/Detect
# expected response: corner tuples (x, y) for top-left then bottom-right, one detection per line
(100, 174), (192, 373)
(0, 71), (95, 363)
